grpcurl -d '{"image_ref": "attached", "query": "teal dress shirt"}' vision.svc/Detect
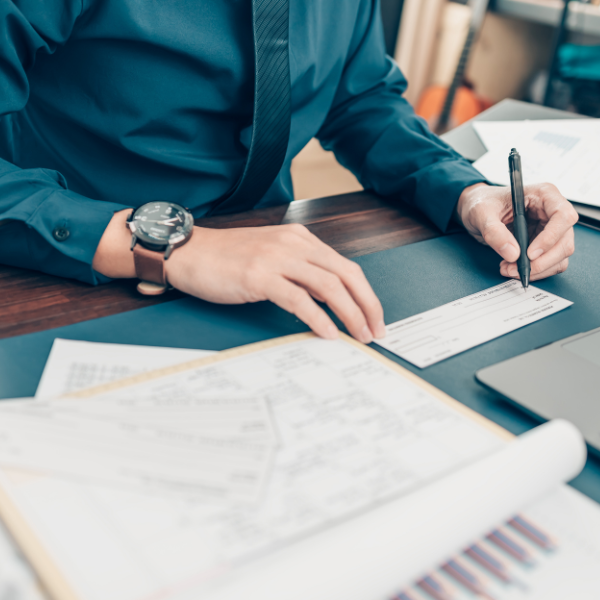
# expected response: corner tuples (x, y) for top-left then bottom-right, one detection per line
(0, 0), (486, 284)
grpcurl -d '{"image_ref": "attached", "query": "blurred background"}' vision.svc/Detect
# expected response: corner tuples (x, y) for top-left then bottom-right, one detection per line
(292, 0), (600, 200)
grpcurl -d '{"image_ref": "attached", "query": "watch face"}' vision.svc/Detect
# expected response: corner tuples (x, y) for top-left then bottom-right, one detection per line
(131, 202), (194, 249)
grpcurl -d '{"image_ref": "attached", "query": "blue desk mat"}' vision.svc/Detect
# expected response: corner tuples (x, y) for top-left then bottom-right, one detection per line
(1, 225), (599, 501)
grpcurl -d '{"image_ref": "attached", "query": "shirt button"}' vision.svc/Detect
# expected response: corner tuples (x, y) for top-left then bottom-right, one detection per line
(52, 227), (70, 242)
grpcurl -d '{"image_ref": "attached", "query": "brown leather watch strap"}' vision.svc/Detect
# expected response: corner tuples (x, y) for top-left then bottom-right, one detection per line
(133, 245), (167, 287)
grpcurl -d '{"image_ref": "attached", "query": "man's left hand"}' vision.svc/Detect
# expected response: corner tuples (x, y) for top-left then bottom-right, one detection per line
(456, 182), (579, 282)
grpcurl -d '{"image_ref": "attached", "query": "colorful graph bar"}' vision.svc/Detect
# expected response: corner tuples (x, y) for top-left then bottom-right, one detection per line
(465, 544), (512, 583)
(487, 529), (535, 565)
(396, 513), (556, 600)
(442, 558), (496, 600)
(508, 516), (557, 551)
(417, 574), (455, 600)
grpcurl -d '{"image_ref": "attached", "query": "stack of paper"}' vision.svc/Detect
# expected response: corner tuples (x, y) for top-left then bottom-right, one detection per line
(0, 334), (598, 600)
(472, 119), (600, 208)
(36, 339), (216, 398)
(0, 396), (275, 503)
(1, 340), (277, 504)
(0, 518), (46, 600)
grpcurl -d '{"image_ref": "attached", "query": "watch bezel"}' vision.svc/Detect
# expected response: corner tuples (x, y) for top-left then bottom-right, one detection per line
(128, 202), (194, 253)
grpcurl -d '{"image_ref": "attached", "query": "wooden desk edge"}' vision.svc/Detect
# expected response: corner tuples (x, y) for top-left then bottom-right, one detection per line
(1, 192), (441, 339)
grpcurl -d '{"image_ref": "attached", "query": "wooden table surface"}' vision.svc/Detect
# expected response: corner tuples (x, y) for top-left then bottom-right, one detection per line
(0, 191), (441, 340)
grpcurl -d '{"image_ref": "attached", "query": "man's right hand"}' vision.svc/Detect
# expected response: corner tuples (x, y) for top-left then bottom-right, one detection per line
(93, 212), (386, 344)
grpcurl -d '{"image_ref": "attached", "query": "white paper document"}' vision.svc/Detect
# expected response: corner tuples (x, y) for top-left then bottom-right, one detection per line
(0, 412), (594, 600)
(0, 337), (502, 503)
(0, 397), (275, 503)
(375, 280), (573, 368)
(0, 338), (595, 600)
(202, 420), (587, 600)
(36, 339), (215, 398)
(472, 119), (600, 208)
(0, 336), (510, 600)
(0, 518), (46, 600)
(0, 339), (278, 503)
(400, 483), (600, 600)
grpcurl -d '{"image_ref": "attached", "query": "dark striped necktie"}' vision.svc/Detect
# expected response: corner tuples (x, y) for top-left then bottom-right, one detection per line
(211, 0), (291, 215)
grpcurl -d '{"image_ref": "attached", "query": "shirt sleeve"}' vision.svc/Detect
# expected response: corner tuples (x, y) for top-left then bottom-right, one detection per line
(0, 1), (128, 284)
(317, 0), (487, 232)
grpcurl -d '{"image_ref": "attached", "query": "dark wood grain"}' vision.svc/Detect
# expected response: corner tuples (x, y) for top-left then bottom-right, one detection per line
(0, 191), (441, 339)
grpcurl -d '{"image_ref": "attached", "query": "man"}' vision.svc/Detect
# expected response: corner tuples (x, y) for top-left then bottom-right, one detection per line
(0, 0), (577, 344)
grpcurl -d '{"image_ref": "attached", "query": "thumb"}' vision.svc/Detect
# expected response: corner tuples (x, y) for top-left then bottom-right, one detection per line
(480, 219), (521, 262)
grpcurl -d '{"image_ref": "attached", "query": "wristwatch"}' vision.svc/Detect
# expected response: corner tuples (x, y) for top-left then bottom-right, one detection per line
(126, 202), (194, 295)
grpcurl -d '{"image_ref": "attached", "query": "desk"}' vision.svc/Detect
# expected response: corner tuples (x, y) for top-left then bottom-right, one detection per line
(0, 98), (581, 340)
(2, 106), (600, 503)
(0, 192), (438, 340)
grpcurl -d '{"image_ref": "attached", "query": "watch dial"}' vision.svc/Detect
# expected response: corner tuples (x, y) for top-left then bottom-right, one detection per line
(133, 202), (193, 246)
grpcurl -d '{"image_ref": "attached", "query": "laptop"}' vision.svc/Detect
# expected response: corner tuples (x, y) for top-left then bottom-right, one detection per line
(476, 327), (600, 453)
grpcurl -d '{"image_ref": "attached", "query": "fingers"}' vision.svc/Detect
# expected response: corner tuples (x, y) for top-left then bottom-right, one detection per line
(286, 262), (377, 343)
(479, 218), (521, 263)
(266, 277), (339, 340)
(459, 189), (522, 262)
(500, 227), (575, 281)
(341, 263), (386, 338)
(525, 184), (578, 261)
(530, 258), (569, 281)
(227, 223), (385, 344)
(502, 258), (569, 282)
(529, 227), (574, 276)
(299, 237), (386, 339)
(325, 259), (385, 339)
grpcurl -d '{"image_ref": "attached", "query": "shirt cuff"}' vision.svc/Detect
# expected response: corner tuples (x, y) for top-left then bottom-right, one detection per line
(404, 159), (489, 232)
(24, 188), (130, 285)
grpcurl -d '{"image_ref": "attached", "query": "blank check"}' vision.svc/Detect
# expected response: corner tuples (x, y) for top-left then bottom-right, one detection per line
(376, 280), (573, 368)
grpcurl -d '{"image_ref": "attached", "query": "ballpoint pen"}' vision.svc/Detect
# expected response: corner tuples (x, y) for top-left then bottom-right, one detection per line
(508, 148), (531, 290)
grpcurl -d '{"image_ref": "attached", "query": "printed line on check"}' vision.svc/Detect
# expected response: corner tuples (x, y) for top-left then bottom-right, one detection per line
(375, 281), (573, 368)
